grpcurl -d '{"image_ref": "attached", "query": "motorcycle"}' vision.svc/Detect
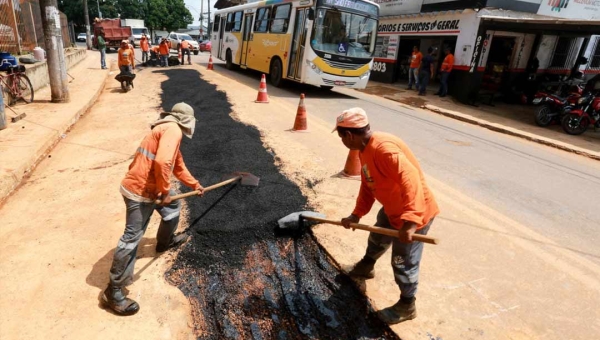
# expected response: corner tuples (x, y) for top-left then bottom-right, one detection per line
(561, 92), (600, 135)
(532, 85), (582, 127)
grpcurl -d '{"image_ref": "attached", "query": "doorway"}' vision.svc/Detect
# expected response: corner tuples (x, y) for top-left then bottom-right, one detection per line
(288, 8), (309, 79)
(240, 13), (254, 66)
(218, 16), (226, 59)
(395, 38), (420, 82)
(482, 37), (516, 93)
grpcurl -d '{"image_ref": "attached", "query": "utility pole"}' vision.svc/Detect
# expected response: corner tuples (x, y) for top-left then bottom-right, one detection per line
(208, 0), (211, 36)
(40, 0), (70, 103)
(200, 0), (204, 39)
(0, 86), (6, 130)
(83, 0), (92, 50)
(97, 0), (103, 19)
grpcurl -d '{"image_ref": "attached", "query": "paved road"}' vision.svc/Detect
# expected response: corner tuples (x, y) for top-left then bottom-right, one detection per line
(192, 55), (600, 266)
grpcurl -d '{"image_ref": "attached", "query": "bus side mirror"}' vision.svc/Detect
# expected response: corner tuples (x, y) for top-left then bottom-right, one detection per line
(308, 9), (314, 20)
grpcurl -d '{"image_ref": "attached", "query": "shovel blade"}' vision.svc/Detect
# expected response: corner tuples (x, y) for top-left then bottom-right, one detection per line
(277, 211), (326, 230)
(221, 172), (260, 187)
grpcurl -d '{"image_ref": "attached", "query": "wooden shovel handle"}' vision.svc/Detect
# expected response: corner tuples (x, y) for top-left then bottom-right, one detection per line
(303, 216), (438, 245)
(154, 176), (241, 204)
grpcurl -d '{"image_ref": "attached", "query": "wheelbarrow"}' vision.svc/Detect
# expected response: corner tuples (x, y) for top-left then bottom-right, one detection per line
(115, 72), (136, 92)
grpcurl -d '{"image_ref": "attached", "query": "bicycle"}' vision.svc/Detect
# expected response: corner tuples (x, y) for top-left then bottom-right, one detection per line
(1, 65), (34, 106)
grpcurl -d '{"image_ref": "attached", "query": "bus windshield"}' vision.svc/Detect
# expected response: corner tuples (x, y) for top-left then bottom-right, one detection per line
(310, 8), (377, 59)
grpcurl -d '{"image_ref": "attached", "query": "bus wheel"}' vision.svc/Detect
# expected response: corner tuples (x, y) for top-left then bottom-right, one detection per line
(226, 50), (234, 70)
(270, 58), (283, 87)
(320, 86), (333, 91)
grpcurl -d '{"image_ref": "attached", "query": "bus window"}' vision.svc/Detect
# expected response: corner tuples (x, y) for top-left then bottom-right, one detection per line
(232, 11), (243, 32)
(254, 7), (271, 33)
(213, 15), (220, 32)
(226, 13), (234, 32)
(270, 4), (291, 34)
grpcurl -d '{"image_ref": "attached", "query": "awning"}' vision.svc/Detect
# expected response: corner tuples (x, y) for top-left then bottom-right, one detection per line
(477, 8), (600, 30)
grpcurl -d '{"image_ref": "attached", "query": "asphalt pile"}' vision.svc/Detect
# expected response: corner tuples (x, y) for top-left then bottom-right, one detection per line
(158, 68), (399, 340)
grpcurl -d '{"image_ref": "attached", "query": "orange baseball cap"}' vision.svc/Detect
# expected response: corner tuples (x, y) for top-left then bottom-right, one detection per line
(332, 107), (369, 132)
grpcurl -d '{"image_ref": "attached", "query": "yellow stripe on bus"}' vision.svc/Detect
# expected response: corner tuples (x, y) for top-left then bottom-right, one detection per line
(311, 57), (370, 77)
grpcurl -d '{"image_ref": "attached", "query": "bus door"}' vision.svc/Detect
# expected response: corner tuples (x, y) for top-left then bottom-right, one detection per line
(240, 13), (254, 66)
(288, 8), (309, 80)
(218, 16), (226, 59)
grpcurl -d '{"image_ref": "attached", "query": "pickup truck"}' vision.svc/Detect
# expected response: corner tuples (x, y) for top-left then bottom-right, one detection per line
(167, 32), (200, 55)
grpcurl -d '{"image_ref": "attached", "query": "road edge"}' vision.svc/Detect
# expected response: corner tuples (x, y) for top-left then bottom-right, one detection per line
(0, 62), (111, 205)
(420, 103), (600, 161)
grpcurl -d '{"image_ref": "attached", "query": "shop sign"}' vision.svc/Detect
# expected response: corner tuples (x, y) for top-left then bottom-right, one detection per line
(374, 35), (399, 61)
(373, 0), (422, 17)
(538, 0), (600, 19)
(469, 33), (484, 73)
(378, 17), (461, 35)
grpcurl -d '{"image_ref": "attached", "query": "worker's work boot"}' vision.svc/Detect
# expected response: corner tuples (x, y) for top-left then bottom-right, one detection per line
(377, 298), (417, 324)
(348, 256), (376, 279)
(156, 233), (189, 253)
(102, 285), (140, 316)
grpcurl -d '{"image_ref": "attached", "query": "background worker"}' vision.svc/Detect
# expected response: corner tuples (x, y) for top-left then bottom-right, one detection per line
(180, 39), (191, 65)
(103, 102), (205, 316)
(335, 108), (439, 325)
(140, 34), (151, 64)
(418, 47), (435, 96)
(407, 46), (422, 90)
(97, 30), (107, 70)
(159, 38), (170, 67)
(437, 47), (454, 97)
(117, 40), (135, 73)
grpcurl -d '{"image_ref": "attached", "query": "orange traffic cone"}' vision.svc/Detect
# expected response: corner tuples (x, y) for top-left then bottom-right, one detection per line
(207, 55), (214, 70)
(255, 74), (269, 103)
(339, 150), (361, 179)
(292, 93), (308, 132)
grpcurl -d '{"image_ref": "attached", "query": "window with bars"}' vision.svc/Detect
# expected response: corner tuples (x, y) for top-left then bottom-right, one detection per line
(550, 37), (574, 68)
(590, 38), (600, 69)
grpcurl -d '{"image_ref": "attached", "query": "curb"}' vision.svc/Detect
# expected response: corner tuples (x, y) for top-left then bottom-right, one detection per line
(422, 104), (600, 161)
(0, 63), (111, 205)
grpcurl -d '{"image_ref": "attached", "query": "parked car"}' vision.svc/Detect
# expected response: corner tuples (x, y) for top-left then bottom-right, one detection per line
(77, 33), (87, 42)
(167, 32), (199, 55)
(199, 40), (211, 52)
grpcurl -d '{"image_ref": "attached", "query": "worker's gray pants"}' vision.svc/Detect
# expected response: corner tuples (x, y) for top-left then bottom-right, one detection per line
(109, 191), (180, 287)
(365, 208), (433, 299)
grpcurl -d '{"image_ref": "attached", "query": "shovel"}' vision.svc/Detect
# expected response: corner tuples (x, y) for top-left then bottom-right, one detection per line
(155, 172), (260, 204)
(277, 211), (438, 245)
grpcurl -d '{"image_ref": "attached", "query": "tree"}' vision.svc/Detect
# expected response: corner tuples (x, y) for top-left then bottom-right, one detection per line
(59, 0), (192, 32)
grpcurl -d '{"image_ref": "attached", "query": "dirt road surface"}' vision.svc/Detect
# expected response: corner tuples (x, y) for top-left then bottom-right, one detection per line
(0, 66), (194, 339)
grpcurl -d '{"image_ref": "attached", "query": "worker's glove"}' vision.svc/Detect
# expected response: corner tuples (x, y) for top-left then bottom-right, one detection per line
(341, 214), (360, 230)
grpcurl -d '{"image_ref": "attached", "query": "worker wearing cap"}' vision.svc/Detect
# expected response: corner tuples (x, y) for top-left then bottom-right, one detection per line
(180, 39), (191, 65)
(140, 34), (151, 64)
(117, 40), (135, 73)
(159, 38), (170, 67)
(335, 108), (439, 324)
(103, 103), (205, 316)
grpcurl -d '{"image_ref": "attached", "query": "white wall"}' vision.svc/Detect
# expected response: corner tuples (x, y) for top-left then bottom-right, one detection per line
(536, 35), (557, 70)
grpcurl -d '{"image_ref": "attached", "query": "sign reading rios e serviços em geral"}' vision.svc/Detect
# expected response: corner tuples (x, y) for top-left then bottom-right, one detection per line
(378, 19), (460, 34)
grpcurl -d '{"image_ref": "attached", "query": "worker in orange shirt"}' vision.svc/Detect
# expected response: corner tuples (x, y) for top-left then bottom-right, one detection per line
(407, 46), (422, 90)
(103, 102), (205, 316)
(140, 34), (151, 64)
(159, 38), (170, 67)
(180, 39), (191, 65)
(336, 108), (439, 325)
(117, 40), (135, 73)
(436, 46), (454, 97)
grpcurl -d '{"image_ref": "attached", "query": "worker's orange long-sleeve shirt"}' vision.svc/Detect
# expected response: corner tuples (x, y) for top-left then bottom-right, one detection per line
(140, 38), (150, 52)
(159, 42), (169, 55)
(352, 132), (439, 229)
(117, 47), (134, 68)
(441, 53), (454, 72)
(121, 122), (200, 200)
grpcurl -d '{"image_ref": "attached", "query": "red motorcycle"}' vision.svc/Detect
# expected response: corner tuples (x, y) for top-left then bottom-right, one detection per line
(561, 92), (600, 135)
(532, 85), (582, 127)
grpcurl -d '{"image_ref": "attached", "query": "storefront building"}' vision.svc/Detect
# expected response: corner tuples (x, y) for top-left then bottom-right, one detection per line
(369, 0), (600, 104)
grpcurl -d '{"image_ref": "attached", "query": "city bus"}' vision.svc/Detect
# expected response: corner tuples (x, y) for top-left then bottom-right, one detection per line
(211, 0), (379, 89)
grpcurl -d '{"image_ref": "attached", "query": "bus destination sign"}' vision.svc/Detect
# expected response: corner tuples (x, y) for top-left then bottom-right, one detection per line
(320, 0), (379, 16)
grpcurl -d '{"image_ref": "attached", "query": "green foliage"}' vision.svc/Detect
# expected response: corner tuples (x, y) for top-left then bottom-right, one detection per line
(58, 0), (193, 31)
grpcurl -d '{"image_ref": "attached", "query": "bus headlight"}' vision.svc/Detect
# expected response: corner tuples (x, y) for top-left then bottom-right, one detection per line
(306, 60), (323, 75)
(360, 70), (371, 80)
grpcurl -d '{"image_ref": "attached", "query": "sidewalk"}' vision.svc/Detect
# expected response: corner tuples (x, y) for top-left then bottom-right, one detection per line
(359, 82), (600, 160)
(0, 50), (112, 202)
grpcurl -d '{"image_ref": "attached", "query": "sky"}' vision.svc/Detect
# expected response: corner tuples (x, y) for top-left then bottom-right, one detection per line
(184, 0), (215, 27)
